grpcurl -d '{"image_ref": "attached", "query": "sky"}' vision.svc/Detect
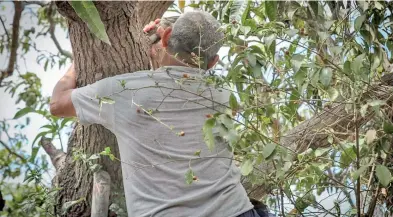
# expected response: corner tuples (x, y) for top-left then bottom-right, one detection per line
(0, 2), (71, 184)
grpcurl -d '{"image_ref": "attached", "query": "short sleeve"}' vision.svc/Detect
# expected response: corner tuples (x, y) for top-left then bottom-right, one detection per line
(71, 78), (119, 131)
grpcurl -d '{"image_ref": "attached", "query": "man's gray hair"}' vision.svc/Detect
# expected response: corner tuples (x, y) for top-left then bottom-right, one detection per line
(167, 11), (224, 67)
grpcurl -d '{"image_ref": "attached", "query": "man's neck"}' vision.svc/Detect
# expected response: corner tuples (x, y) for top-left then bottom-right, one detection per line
(161, 52), (207, 70)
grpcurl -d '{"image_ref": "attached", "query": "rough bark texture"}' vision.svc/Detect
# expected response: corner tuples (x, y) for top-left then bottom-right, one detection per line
(54, 1), (172, 216)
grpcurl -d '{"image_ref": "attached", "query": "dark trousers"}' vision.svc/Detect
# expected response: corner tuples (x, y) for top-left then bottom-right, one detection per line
(237, 209), (260, 217)
(237, 208), (271, 217)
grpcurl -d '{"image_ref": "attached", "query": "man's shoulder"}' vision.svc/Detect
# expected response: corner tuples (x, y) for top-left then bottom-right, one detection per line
(101, 70), (157, 84)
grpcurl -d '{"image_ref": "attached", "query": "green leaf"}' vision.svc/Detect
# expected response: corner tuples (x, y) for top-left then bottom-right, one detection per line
(360, 104), (368, 117)
(230, 0), (249, 24)
(241, 26), (251, 35)
(264, 34), (276, 49)
(265, 1), (277, 21)
(88, 154), (100, 161)
(387, 41), (393, 56)
(291, 54), (304, 73)
(240, 159), (253, 176)
(194, 150), (201, 157)
(327, 136), (333, 144)
(365, 129), (377, 145)
(32, 131), (49, 146)
(352, 53), (365, 74)
(13, 107), (34, 119)
(315, 148), (329, 157)
(229, 93), (239, 111)
(185, 168), (194, 185)
(263, 143), (276, 159)
(376, 165), (392, 187)
(69, 1), (111, 45)
(247, 53), (256, 67)
(224, 129), (239, 146)
(320, 68), (333, 87)
(327, 88), (339, 101)
(354, 15), (366, 31)
(371, 55), (381, 71)
(100, 97), (115, 104)
(61, 197), (86, 215)
(374, 1), (383, 10)
(219, 114), (233, 129)
(285, 29), (299, 37)
(29, 147), (40, 163)
(383, 122), (393, 134)
(60, 117), (75, 129)
(203, 118), (216, 151)
(44, 59), (49, 71)
(100, 147), (112, 155)
(369, 100), (385, 107)
(352, 165), (368, 180)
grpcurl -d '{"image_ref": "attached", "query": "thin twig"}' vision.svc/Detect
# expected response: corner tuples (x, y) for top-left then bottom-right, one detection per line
(280, 187), (286, 217)
(0, 140), (27, 163)
(355, 92), (361, 216)
(0, 16), (10, 42)
(0, 1), (23, 84)
(47, 3), (72, 59)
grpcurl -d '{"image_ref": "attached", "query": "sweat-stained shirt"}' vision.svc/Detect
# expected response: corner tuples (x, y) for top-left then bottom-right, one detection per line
(71, 66), (253, 217)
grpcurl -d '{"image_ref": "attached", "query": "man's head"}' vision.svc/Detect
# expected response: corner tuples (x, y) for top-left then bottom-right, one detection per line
(150, 11), (224, 70)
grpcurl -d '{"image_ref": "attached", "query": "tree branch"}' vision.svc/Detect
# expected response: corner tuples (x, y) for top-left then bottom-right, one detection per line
(0, 140), (26, 163)
(47, 3), (72, 59)
(40, 137), (66, 172)
(244, 73), (393, 199)
(0, 16), (10, 43)
(0, 1), (23, 84)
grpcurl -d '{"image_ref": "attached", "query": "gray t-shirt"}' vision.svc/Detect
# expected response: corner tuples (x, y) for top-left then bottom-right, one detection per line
(71, 66), (253, 217)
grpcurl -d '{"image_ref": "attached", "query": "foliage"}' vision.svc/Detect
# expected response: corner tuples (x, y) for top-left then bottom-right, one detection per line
(1, 0), (393, 216)
(187, 0), (393, 215)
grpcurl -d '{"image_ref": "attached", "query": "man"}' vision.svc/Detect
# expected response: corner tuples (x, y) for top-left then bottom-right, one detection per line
(50, 11), (261, 217)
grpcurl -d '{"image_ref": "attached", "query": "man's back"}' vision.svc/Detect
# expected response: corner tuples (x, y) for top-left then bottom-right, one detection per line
(71, 66), (253, 216)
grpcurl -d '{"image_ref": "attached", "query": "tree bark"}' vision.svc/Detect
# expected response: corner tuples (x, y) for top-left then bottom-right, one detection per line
(54, 2), (172, 216)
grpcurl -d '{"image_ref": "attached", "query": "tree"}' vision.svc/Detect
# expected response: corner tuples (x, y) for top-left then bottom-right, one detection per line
(2, 1), (393, 217)
(52, 1), (172, 216)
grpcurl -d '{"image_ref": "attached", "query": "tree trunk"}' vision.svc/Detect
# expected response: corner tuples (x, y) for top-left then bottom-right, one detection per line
(54, 2), (172, 216)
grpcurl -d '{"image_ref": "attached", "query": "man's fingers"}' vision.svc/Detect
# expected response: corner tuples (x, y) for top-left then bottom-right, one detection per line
(156, 26), (165, 38)
(143, 19), (161, 33)
(143, 21), (157, 33)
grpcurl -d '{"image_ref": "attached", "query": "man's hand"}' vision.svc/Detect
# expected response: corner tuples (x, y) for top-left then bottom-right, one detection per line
(143, 17), (178, 44)
(143, 18), (161, 34)
(144, 19), (166, 45)
(50, 63), (77, 117)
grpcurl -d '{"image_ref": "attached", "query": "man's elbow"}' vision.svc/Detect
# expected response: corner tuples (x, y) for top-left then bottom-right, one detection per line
(49, 94), (76, 118)
(49, 101), (62, 117)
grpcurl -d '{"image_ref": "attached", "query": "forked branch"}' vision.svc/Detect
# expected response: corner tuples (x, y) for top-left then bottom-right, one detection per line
(0, 1), (23, 84)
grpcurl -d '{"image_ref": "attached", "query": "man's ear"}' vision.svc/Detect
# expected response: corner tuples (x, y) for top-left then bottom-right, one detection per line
(161, 27), (172, 48)
(207, 55), (219, 69)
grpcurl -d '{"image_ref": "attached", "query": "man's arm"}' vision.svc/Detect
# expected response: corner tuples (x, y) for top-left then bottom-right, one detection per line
(50, 63), (77, 117)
